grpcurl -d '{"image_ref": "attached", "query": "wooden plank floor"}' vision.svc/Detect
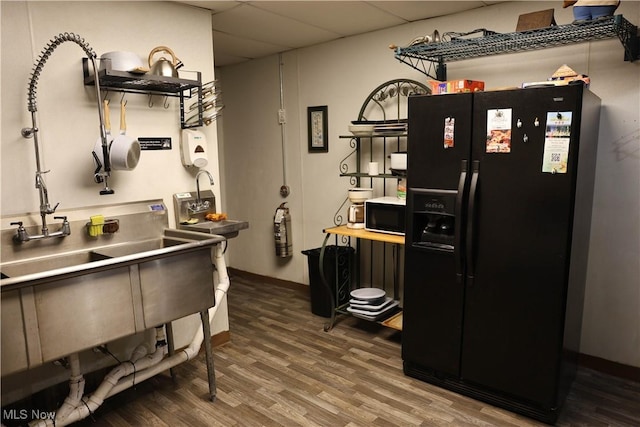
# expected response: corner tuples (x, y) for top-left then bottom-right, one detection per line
(68, 273), (639, 427)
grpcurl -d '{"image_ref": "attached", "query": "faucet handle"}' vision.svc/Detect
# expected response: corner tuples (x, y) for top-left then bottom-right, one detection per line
(46, 202), (60, 214)
(55, 216), (71, 236)
(11, 222), (30, 243)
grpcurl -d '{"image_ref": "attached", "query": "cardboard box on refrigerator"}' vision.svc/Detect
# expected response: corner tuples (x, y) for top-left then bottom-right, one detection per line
(430, 79), (485, 94)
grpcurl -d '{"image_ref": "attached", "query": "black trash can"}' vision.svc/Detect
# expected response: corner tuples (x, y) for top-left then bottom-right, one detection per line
(302, 245), (354, 317)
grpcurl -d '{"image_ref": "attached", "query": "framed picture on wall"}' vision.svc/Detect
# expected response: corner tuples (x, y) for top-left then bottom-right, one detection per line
(308, 105), (328, 152)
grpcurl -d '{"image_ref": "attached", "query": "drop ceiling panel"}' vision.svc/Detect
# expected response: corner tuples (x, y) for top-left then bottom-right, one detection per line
(213, 30), (286, 59)
(213, 51), (252, 67)
(371, 1), (493, 21)
(251, 2), (407, 37)
(173, 0), (507, 66)
(176, 1), (239, 13)
(212, 3), (340, 48)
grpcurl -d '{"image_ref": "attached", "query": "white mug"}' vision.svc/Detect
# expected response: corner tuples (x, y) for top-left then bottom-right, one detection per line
(368, 162), (379, 176)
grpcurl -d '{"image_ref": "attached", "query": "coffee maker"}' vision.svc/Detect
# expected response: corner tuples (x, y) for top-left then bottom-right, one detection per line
(347, 188), (372, 229)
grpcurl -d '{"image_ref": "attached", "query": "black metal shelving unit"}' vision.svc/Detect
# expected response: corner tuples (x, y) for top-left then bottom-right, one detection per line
(393, 15), (639, 80)
(318, 79), (429, 331)
(337, 133), (408, 181)
(82, 58), (203, 128)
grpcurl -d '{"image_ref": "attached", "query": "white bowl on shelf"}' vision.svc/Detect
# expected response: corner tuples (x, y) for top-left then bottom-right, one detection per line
(348, 124), (375, 136)
(348, 187), (373, 203)
(350, 287), (385, 300)
(100, 51), (147, 73)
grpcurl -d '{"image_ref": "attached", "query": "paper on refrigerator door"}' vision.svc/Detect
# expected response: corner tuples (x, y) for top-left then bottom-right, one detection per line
(444, 117), (455, 148)
(486, 109), (512, 153)
(542, 111), (572, 174)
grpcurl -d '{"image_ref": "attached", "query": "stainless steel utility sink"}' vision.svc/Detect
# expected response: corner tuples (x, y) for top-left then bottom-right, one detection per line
(1, 226), (224, 377)
(172, 191), (249, 238)
(178, 219), (249, 238)
(0, 228), (218, 281)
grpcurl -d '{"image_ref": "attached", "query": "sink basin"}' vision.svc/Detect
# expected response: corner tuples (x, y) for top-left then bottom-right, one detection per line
(0, 228), (217, 280)
(179, 219), (249, 238)
(1, 227), (225, 376)
(1, 251), (102, 278)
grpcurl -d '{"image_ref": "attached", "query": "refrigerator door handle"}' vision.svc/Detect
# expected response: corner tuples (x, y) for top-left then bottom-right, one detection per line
(466, 160), (480, 285)
(455, 160), (468, 283)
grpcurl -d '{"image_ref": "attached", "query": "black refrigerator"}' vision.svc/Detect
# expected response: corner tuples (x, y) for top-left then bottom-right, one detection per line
(402, 85), (600, 424)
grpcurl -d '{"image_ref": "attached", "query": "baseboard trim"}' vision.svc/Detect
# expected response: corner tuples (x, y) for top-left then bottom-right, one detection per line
(578, 353), (640, 382)
(227, 268), (639, 383)
(211, 330), (231, 348)
(228, 267), (309, 293)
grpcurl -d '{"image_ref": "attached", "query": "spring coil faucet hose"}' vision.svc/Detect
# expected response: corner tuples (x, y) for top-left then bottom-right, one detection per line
(27, 32), (97, 112)
(22, 32), (112, 201)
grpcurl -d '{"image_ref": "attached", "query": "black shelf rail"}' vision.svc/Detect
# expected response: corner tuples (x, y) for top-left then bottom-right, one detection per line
(338, 133), (408, 139)
(82, 58), (201, 96)
(82, 58), (203, 128)
(340, 172), (398, 179)
(393, 15), (639, 80)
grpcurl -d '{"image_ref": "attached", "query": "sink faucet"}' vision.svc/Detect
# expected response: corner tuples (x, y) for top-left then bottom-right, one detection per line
(11, 216), (70, 243)
(192, 170), (215, 213)
(16, 33), (109, 243)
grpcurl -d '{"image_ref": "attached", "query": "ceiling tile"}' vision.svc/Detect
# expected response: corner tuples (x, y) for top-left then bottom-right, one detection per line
(172, 0), (508, 66)
(250, 1), (407, 37)
(176, 1), (240, 12)
(370, 1), (491, 22)
(214, 51), (253, 67)
(212, 3), (340, 48)
(213, 30), (286, 59)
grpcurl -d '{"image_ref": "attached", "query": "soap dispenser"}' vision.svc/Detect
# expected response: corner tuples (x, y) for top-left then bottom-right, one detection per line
(180, 129), (208, 168)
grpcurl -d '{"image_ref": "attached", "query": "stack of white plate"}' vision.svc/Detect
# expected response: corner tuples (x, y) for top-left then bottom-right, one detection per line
(347, 288), (399, 321)
(374, 122), (407, 135)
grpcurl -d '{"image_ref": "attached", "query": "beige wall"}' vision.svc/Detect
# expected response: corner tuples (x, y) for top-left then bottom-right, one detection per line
(1, 0), (638, 404)
(218, 1), (640, 368)
(1, 0), (227, 402)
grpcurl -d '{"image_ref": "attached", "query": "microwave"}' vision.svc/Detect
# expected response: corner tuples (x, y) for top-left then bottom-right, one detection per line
(365, 196), (406, 235)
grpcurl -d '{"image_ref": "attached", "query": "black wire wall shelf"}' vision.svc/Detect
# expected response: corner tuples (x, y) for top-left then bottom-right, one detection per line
(82, 58), (204, 128)
(393, 15), (639, 80)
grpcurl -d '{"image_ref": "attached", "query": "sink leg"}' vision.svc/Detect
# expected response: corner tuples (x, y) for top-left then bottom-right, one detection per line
(165, 322), (177, 383)
(200, 309), (217, 402)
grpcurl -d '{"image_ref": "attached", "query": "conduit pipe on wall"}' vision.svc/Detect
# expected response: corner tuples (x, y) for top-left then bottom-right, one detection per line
(278, 53), (290, 197)
(29, 244), (231, 427)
